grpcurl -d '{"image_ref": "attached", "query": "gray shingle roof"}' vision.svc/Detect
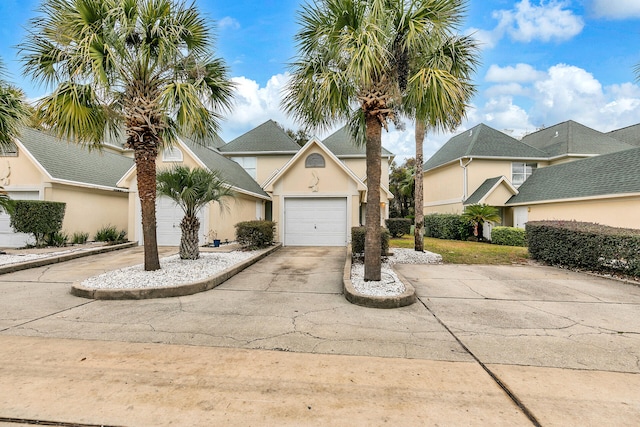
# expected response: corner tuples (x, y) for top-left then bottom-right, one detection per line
(507, 147), (640, 205)
(464, 177), (502, 205)
(608, 123), (640, 147)
(521, 120), (634, 157)
(181, 138), (269, 198)
(18, 127), (133, 189)
(218, 120), (300, 153)
(322, 126), (394, 157)
(424, 123), (547, 171)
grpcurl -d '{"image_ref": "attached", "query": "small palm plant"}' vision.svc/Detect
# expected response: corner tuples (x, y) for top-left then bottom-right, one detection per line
(462, 204), (501, 241)
(157, 166), (233, 260)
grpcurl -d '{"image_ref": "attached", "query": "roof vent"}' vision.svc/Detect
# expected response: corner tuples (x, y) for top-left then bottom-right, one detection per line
(469, 130), (473, 136)
(554, 131), (559, 138)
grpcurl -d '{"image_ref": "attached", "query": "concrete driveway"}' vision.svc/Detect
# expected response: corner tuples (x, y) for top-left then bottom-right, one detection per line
(1, 246), (639, 426)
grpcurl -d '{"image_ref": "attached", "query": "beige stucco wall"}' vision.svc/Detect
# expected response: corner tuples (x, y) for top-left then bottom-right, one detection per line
(255, 155), (294, 184)
(207, 194), (261, 243)
(2, 148), (45, 188)
(423, 163), (463, 214)
(524, 195), (640, 229)
(485, 184), (516, 207)
(467, 160), (512, 192)
(47, 184), (129, 237)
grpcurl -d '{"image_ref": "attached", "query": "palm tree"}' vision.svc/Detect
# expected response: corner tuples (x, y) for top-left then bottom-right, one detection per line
(20, 0), (234, 270)
(157, 165), (233, 260)
(461, 204), (501, 241)
(0, 58), (29, 150)
(0, 58), (29, 216)
(284, 0), (462, 281)
(403, 32), (480, 252)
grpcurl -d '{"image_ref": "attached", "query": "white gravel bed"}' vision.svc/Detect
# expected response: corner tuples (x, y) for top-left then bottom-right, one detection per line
(0, 249), (78, 266)
(81, 251), (255, 289)
(351, 248), (442, 297)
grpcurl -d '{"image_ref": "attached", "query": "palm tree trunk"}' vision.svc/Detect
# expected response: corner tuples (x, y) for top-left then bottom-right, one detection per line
(180, 215), (200, 260)
(364, 115), (382, 281)
(134, 148), (161, 271)
(414, 121), (425, 252)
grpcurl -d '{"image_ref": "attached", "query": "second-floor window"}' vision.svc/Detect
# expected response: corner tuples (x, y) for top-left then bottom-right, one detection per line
(512, 162), (537, 186)
(231, 156), (257, 179)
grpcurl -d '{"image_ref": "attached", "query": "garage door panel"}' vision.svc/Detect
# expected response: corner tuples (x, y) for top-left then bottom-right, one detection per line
(284, 198), (347, 247)
(156, 196), (206, 247)
(0, 191), (39, 248)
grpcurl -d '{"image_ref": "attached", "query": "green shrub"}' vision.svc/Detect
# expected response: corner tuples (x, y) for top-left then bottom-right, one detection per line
(351, 227), (390, 256)
(45, 231), (69, 247)
(424, 213), (471, 241)
(10, 200), (66, 247)
(492, 226), (527, 247)
(72, 231), (89, 245)
(527, 221), (640, 277)
(385, 218), (412, 237)
(235, 220), (275, 249)
(94, 225), (127, 244)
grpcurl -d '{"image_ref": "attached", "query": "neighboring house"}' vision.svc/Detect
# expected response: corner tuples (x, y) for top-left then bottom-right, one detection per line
(423, 120), (639, 235)
(0, 127), (133, 247)
(3, 120), (394, 248)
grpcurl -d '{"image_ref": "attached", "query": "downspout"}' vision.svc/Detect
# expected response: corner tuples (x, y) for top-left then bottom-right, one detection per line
(460, 157), (473, 201)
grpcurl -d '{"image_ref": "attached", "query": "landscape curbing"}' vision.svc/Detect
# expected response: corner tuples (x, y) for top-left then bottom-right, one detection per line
(0, 241), (138, 275)
(71, 243), (282, 300)
(342, 244), (417, 309)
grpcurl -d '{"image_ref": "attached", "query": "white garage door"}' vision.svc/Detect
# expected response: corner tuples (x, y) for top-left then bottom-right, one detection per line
(284, 198), (347, 246)
(155, 196), (207, 246)
(0, 191), (39, 248)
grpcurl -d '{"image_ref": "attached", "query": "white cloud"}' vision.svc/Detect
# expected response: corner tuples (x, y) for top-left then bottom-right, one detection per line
(485, 63), (547, 83)
(588, 0), (640, 19)
(218, 16), (241, 31)
(220, 74), (296, 141)
(474, 0), (584, 48)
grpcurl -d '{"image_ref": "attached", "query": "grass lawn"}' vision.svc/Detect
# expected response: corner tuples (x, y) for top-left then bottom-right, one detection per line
(390, 236), (529, 265)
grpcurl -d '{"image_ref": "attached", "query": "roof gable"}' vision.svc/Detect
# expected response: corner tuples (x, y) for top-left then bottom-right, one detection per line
(464, 176), (518, 206)
(263, 137), (366, 192)
(424, 123), (547, 171)
(521, 120), (634, 157)
(608, 123), (640, 147)
(322, 126), (394, 158)
(507, 147), (640, 205)
(176, 138), (269, 199)
(17, 127), (133, 189)
(218, 120), (300, 153)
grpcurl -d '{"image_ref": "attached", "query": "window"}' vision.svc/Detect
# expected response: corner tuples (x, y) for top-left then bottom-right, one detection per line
(305, 153), (325, 168)
(231, 156), (257, 179)
(162, 146), (183, 162)
(0, 142), (17, 157)
(511, 162), (537, 186)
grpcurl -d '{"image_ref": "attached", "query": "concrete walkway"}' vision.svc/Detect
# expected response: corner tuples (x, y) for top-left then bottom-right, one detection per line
(0, 246), (639, 426)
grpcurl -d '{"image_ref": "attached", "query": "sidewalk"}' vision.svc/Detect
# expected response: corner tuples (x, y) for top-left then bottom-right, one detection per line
(0, 247), (639, 426)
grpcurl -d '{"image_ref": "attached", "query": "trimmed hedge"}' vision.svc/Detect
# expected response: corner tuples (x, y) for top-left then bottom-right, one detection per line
(235, 220), (275, 249)
(424, 213), (471, 241)
(492, 226), (527, 247)
(10, 200), (66, 247)
(385, 218), (412, 237)
(526, 221), (640, 277)
(351, 227), (390, 256)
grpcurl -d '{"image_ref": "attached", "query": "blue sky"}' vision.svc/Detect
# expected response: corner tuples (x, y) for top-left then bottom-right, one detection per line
(2, 0), (640, 161)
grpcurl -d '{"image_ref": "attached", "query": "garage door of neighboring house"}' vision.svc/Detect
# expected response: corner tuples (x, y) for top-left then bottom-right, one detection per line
(0, 191), (39, 248)
(284, 197), (347, 246)
(155, 196), (208, 246)
(514, 206), (528, 229)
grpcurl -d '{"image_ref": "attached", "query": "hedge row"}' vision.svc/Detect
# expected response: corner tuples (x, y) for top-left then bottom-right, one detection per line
(491, 226), (527, 247)
(351, 227), (390, 256)
(235, 220), (276, 249)
(526, 221), (640, 277)
(10, 200), (66, 247)
(385, 218), (412, 237)
(424, 214), (471, 241)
